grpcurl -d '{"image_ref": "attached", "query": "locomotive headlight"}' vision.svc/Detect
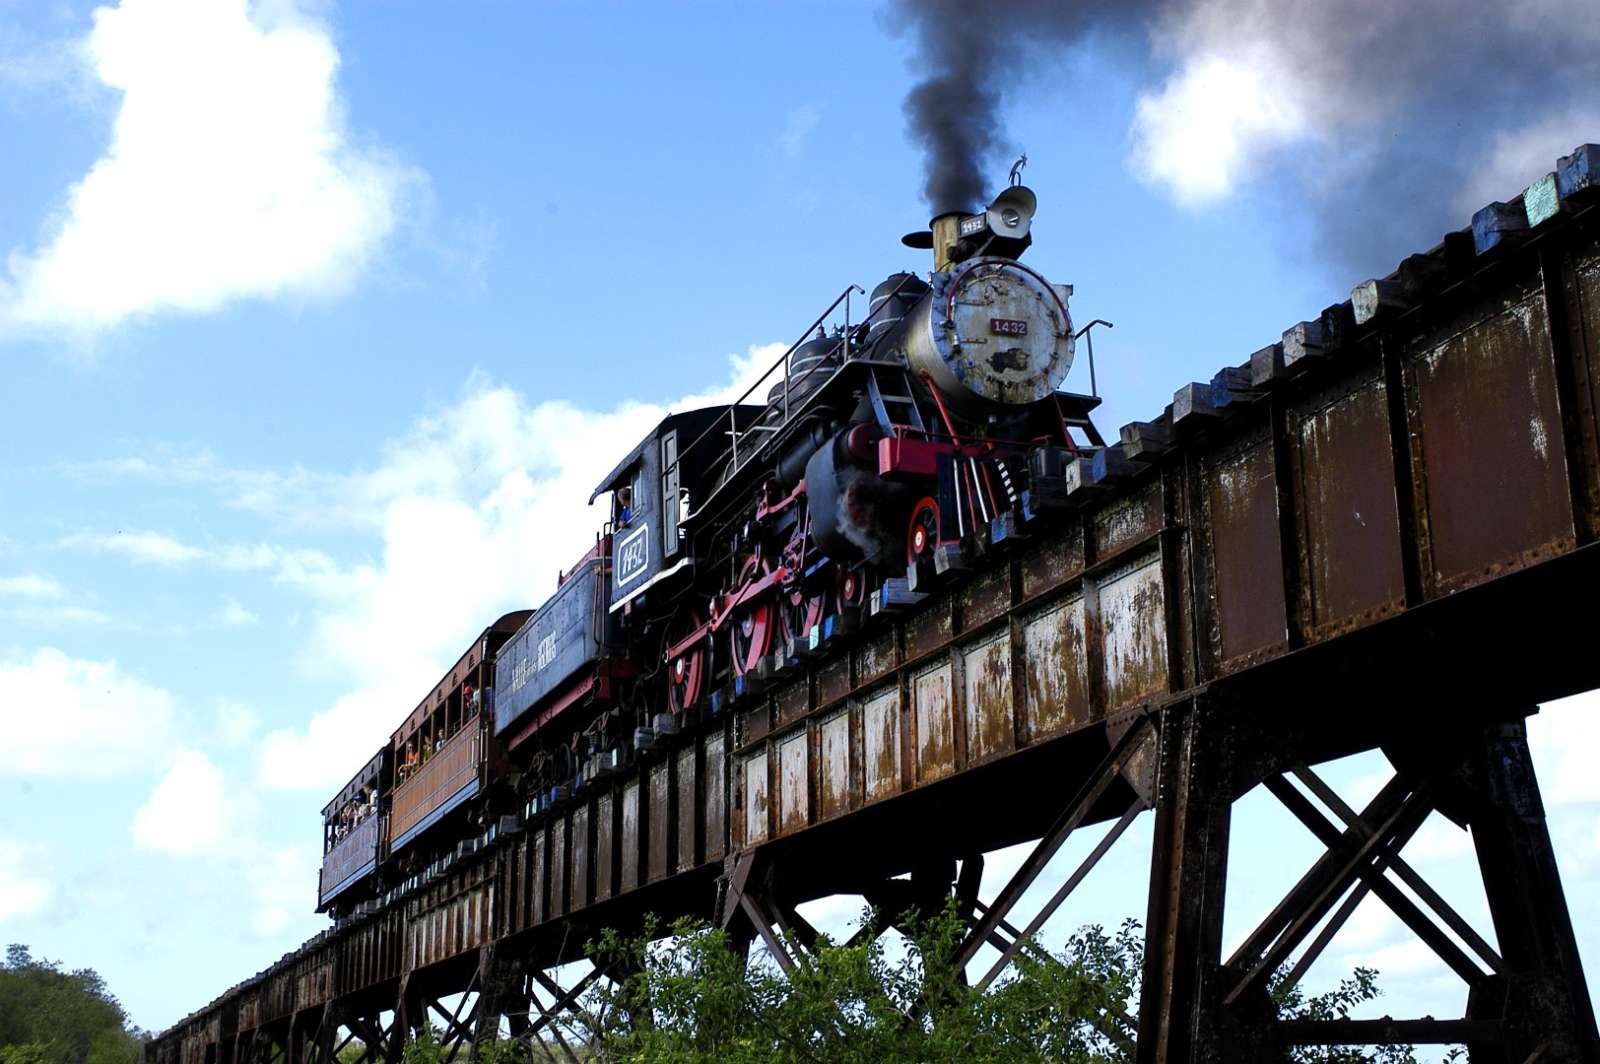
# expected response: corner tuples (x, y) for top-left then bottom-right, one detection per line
(999, 206), (1021, 229)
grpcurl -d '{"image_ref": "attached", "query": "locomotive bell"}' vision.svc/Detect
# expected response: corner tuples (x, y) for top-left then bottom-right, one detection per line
(906, 185), (1039, 271)
(986, 184), (1035, 242)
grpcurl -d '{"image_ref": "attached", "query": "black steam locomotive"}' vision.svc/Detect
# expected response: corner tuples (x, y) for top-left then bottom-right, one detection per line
(316, 182), (1107, 917)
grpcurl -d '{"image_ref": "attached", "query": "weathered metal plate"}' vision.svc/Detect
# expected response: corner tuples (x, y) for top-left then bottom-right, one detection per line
(959, 565), (1011, 632)
(1290, 366), (1406, 639)
(676, 746), (698, 874)
(620, 779), (640, 893)
(1096, 548), (1169, 711)
(1019, 522), (1085, 600)
(742, 750), (769, 845)
(962, 628), (1014, 763)
(1406, 281), (1574, 596)
(741, 706), (771, 746)
(549, 818), (566, 918)
(817, 654), (851, 708)
(777, 728), (809, 835)
(595, 792), (614, 902)
(861, 685), (900, 802)
(856, 629), (898, 688)
(1563, 249), (1600, 531)
(1020, 590), (1091, 740)
(1093, 480), (1162, 561)
(571, 805), (590, 911)
(531, 830), (546, 926)
(704, 732), (727, 861)
(649, 760), (671, 883)
(1203, 434), (1289, 670)
(817, 708), (851, 821)
(904, 597), (954, 662)
(775, 677), (808, 726)
(913, 658), (956, 782)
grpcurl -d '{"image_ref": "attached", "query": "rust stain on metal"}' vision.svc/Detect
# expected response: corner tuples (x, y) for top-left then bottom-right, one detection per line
(741, 706), (771, 746)
(1204, 437), (1289, 668)
(549, 818), (567, 918)
(676, 746), (698, 874)
(530, 829), (546, 925)
(1021, 589), (1091, 740)
(571, 805), (590, 910)
(904, 597), (954, 661)
(817, 708), (851, 820)
(1093, 481), (1162, 561)
(914, 659), (956, 782)
(861, 685), (901, 801)
(777, 729), (809, 835)
(817, 654), (851, 707)
(649, 761), (671, 882)
(1566, 250), (1600, 528)
(742, 750), (769, 845)
(775, 677), (809, 725)
(595, 792), (614, 902)
(1290, 368), (1406, 639)
(1406, 282), (1574, 596)
(1097, 549), (1169, 711)
(704, 733), (727, 861)
(856, 629), (899, 687)
(961, 629), (1014, 763)
(1019, 523), (1085, 600)
(620, 780), (640, 893)
(959, 565), (1011, 631)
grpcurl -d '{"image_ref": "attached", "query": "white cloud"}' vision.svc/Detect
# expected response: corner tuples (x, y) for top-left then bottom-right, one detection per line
(257, 344), (781, 789)
(0, 839), (53, 923)
(0, 0), (414, 334)
(0, 603), (116, 627)
(0, 573), (67, 599)
(1129, 48), (1308, 207)
(778, 103), (823, 161)
(0, 646), (176, 777)
(248, 844), (318, 937)
(60, 528), (205, 565)
(216, 699), (259, 748)
(216, 598), (258, 626)
(131, 750), (231, 856)
(1530, 692), (1600, 807)
(1125, 0), (1598, 221)
(1458, 105), (1600, 215)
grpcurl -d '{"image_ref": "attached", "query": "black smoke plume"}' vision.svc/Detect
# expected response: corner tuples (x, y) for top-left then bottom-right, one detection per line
(893, 0), (1600, 279)
(894, 0), (1140, 214)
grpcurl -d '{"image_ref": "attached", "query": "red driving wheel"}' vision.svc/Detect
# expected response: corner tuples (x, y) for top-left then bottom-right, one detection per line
(781, 585), (827, 646)
(730, 600), (775, 677)
(836, 564), (866, 611)
(907, 496), (940, 567)
(665, 608), (707, 715)
(728, 555), (776, 678)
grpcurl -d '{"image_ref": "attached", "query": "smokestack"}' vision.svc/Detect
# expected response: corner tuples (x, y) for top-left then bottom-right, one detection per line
(929, 211), (966, 271)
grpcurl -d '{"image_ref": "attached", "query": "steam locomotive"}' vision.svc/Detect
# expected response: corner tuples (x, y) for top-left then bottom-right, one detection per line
(316, 182), (1108, 917)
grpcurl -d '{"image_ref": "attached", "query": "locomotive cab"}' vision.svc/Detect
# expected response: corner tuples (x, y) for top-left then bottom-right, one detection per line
(589, 405), (762, 614)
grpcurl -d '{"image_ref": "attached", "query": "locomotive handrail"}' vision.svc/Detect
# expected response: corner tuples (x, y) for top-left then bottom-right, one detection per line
(668, 283), (865, 484)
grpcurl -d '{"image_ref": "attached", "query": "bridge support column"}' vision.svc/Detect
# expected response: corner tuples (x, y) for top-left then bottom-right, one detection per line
(1135, 697), (1262, 1064)
(1463, 716), (1599, 1063)
(384, 974), (423, 1064)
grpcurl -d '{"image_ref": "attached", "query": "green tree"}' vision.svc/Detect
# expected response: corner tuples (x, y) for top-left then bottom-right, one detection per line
(459, 908), (1460, 1064)
(0, 945), (143, 1064)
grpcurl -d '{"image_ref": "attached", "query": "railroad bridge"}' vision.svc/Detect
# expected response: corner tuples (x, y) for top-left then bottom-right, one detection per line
(149, 147), (1600, 1063)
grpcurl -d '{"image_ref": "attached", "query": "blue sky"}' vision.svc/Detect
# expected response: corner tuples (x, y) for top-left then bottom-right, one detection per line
(1, 0), (1597, 1039)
